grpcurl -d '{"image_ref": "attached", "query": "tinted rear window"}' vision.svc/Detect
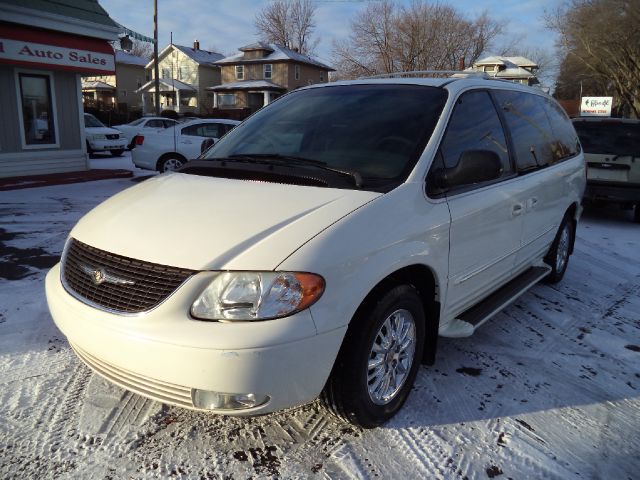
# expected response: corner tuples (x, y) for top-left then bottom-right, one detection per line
(573, 121), (640, 156)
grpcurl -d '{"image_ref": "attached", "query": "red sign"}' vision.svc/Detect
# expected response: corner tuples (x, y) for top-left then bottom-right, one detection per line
(0, 23), (115, 74)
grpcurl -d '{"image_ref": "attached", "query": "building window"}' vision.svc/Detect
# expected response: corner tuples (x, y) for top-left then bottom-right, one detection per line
(320, 72), (325, 82)
(294, 64), (300, 80)
(17, 72), (57, 147)
(264, 64), (272, 79)
(162, 68), (171, 79)
(235, 65), (244, 80)
(137, 78), (143, 88)
(218, 94), (236, 106)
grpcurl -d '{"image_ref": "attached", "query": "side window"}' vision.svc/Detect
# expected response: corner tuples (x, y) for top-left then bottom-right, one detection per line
(146, 119), (164, 128)
(440, 90), (512, 175)
(493, 90), (555, 171)
(182, 123), (222, 138)
(163, 120), (177, 128)
(541, 97), (580, 162)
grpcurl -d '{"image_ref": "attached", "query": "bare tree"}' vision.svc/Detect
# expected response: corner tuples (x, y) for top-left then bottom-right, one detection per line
(128, 40), (153, 60)
(547, 0), (640, 117)
(255, 0), (319, 55)
(332, 0), (503, 79)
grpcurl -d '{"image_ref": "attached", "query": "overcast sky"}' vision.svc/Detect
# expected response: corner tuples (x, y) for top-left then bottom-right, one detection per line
(100, 0), (561, 66)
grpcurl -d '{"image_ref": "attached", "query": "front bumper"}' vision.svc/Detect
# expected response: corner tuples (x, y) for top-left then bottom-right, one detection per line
(87, 138), (127, 151)
(45, 264), (346, 415)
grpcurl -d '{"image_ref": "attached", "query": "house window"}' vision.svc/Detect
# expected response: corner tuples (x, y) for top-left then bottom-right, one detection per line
(235, 65), (244, 80)
(218, 94), (236, 106)
(162, 68), (171, 79)
(137, 78), (142, 88)
(179, 66), (188, 81)
(264, 64), (272, 79)
(294, 64), (300, 80)
(320, 71), (325, 82)
(17, 72), (57, 147)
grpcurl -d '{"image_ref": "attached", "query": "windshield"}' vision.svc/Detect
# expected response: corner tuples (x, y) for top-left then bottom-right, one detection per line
(84, 114), (105, 128)
(202, 84), (447, 189)
(574, 121), (640, 156)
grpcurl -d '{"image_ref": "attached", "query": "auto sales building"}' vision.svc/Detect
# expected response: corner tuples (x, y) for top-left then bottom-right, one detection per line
(0, 0), (119, 178)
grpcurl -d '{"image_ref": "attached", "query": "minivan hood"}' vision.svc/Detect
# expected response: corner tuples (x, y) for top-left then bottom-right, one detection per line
(71, 173), (381, 271)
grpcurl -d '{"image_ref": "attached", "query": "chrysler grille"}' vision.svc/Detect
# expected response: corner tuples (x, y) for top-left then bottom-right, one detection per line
(62, 238), (196, 313)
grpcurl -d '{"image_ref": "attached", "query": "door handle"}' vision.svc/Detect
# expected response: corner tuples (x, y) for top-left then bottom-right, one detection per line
(512, 203), (524, 216)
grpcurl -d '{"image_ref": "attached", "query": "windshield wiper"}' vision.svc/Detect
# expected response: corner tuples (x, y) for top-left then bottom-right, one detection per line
(224, 153), (363, 188)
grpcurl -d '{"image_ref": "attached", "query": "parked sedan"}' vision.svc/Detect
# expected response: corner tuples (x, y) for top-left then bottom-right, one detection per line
(113, 117), (179, 147)
(84, 113), (128, 156)
(131, 119), (240, 172)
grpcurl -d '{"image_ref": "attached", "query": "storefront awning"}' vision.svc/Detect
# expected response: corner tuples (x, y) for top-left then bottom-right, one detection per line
(0, 23), (115, 74)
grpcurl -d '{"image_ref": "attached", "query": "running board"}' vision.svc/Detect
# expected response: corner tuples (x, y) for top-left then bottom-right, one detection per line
(438, 266), (551, 338)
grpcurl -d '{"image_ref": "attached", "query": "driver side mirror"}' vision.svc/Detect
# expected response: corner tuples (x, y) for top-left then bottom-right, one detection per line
(432, 150), (503, 190)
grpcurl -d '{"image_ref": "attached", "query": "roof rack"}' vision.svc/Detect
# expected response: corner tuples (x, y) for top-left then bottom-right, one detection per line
(359, 70), (490, 80)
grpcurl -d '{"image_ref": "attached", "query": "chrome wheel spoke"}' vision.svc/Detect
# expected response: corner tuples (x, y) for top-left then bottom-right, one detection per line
(366, 308), (417, 405)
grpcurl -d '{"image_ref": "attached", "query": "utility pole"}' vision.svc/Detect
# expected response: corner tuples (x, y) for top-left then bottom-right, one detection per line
(153, 0), (160, 116)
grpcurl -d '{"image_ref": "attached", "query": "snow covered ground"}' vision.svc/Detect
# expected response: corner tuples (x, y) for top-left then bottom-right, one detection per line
(1, 156), (639, 479)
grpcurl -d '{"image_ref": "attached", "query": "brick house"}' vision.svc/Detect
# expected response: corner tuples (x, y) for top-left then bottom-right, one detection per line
(210, 42), (334, 111)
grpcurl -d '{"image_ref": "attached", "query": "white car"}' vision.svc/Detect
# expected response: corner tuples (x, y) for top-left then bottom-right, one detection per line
(131, 119), (240, 172)
(46, 76), (585, 428)
(113, 117), (179, 147)
(84, 113), (128, 156)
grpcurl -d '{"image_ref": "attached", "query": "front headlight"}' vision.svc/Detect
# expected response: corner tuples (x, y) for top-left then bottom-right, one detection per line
(191, 271), (325, 321)
(88, 134), (106, 140)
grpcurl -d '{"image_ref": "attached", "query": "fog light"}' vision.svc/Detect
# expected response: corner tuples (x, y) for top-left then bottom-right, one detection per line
(191, 389), (269, 410)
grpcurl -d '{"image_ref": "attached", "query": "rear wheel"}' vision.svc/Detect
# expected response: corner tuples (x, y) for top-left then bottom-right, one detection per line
(322, 285), (425, 428)
(544, 215), (574, 283)
(158, 155), (186, 172)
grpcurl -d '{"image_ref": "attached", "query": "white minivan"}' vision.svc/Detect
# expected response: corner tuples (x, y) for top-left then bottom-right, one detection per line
(46, 75), (585, 428)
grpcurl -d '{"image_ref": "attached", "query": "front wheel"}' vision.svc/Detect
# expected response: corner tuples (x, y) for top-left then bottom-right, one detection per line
(322, 285), (425, 428)
(544, 216), (574, 283)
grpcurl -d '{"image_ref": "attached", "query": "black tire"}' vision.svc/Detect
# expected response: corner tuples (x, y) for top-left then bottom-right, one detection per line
(157, 155), (186, 172)
(322, 285), (425, 428)
(110, 149), (124, 157)
(543, 215), (575, 284)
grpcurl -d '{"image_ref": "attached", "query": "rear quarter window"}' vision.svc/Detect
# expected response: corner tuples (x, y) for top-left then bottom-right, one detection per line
(542, 98), (581, 162)
(573, 121), (640, 156)
(493, 90), (555, 171)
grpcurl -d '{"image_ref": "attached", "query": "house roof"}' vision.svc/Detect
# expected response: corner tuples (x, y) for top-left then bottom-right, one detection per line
(82, 80), (115, 90)
(473, 55), (538, 69)
(144, 44), (225, 69)
(239, 42), (274, 53)
(115, 50), (147, 67)
(467, 55), (539, 80)
(136, 78), (196, 93)
(207, 80), (286, 91)
(216, 43), (334, 71)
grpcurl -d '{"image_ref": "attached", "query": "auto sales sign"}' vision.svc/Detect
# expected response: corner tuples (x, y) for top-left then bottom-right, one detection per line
(580, 97), (613, 117)
(0, 24), (115, 75)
